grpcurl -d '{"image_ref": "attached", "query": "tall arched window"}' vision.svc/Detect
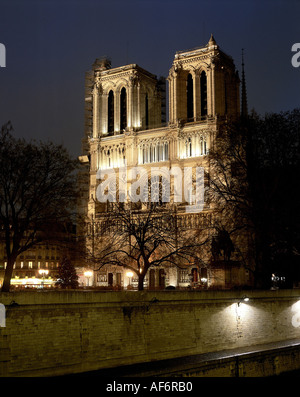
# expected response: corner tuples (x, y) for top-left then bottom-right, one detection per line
(187, 73), (194, 120)
(108, 90), (114, 133)
(164, 142), (169, 160)
(120, 87), (127, 132)
(186, 137), (192, 157)
(200, 71), (207, 117)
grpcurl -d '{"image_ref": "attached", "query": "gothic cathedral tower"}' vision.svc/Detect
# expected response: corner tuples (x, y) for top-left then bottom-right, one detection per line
(78, 36), (245, 289)
(168, 34), (240, 124)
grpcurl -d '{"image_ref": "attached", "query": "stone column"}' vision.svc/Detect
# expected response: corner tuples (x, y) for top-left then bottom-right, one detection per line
(101, 93), (108, 135)
(171, 137), (177, 160)
(170, 71), (178, 123)
(98, 147), (103, 170)
(194, 71), (200, 121)
(177, 137), (182, 159)
(208, 64), (215, 117)
(92, 84), (99, 138)
(138, 143), (141, 164)
(167, 75), (173, 124)
(128, 76), (134, 129)
(137, 80), (141, 128)
(115, 89), (120, 134)
(192, 134), (196, 157)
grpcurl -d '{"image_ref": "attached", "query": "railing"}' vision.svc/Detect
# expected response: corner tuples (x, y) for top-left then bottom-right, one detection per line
(90, 211), (212, 236)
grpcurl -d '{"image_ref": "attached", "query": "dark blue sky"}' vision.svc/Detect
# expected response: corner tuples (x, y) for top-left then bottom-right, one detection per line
(0, 0), (299, 157)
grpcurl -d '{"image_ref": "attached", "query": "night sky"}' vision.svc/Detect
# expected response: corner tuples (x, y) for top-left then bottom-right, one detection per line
(0, 0), (299, 158)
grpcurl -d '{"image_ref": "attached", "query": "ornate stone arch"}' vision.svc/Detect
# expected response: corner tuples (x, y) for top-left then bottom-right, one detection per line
(102, 81), (117, 96)
(196, 62), (209, 74)
(115, 79), (129, 94)
(183, 64), (197, 74)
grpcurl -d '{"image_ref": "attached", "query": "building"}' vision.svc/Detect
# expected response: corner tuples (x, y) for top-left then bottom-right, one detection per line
(78, 35), (252, 289)
(0, 224), (77, 289)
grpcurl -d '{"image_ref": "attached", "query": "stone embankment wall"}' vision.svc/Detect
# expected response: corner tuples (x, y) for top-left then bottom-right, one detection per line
(0, 289), (300, 376)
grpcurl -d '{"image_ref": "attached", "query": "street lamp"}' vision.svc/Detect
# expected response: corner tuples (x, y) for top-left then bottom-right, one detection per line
(126, 271), (134, 286)
(39, 269), (49, 288)
(84, 271), (93, 287)
(238, 296), (250, 306)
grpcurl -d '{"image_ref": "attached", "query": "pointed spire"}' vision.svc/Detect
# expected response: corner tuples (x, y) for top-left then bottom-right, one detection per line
(241, 48), (248, 118)
(208, 34), (217, 46)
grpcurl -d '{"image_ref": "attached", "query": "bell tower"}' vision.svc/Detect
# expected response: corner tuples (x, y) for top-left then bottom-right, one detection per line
(86, 60), (162, 139)
(167, 35), (240, 124)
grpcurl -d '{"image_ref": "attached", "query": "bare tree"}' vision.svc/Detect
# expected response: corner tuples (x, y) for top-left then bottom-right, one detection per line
(207, 117), (257, 284)
(85, 199), (210, 291)
(0, 122), (79, 292)
(207, 110), (300, 288)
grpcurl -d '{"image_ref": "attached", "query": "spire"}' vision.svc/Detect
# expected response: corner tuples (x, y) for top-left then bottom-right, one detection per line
(241, 48), (248, 118)
(208, 33), (217, 47)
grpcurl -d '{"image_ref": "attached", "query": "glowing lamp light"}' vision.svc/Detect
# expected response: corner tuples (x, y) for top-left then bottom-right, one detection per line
(38, 269), (49, 288)
(126, 271), (134, 287)
(238, 296), (250, 306)
(84, 271), (93, 287)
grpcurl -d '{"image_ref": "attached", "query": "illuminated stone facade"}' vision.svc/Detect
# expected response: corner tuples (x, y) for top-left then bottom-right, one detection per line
(79, 36), (249, 289)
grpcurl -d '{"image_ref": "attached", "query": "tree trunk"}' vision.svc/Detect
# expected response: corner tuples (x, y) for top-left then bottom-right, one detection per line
(138, 274), (145, 291)
(1, 256), (16, 292)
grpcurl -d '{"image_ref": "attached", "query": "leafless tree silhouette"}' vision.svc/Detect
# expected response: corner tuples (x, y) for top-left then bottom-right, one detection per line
(0, 122), (79, 292)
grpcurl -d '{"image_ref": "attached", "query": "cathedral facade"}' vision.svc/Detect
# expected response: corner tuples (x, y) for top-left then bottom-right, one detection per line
(78, 35), (252, 289)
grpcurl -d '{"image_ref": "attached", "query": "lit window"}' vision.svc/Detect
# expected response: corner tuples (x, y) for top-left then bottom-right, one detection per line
(179, 270), (189, 283)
